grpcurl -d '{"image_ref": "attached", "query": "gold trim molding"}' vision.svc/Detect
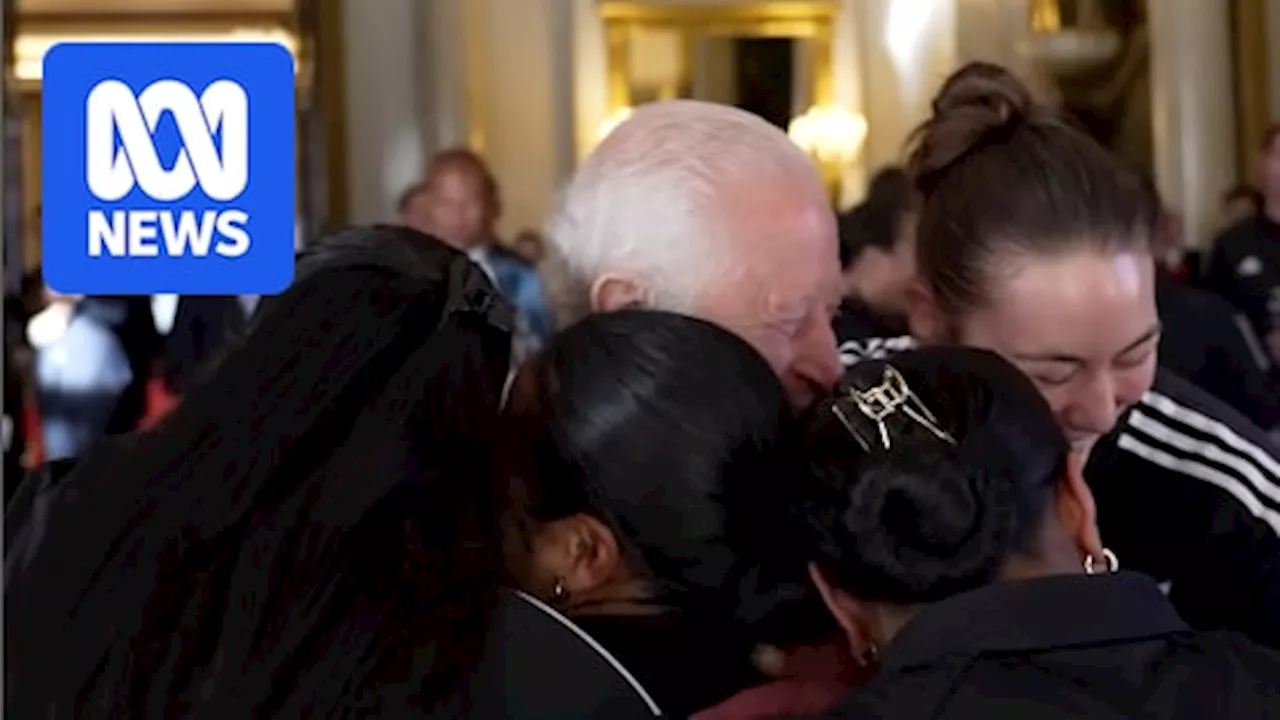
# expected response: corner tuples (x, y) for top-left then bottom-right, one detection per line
(600, 1), (838, 114)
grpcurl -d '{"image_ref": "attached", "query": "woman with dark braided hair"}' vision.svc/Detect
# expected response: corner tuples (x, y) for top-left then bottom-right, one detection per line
(734, 347), (1280, 718)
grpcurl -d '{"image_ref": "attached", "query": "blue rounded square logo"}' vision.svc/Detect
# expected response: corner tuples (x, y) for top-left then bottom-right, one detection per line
(42, 43), (296, 295)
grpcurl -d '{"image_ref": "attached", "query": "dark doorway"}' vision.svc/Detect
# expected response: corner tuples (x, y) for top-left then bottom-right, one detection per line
(733, 38), (794, 130)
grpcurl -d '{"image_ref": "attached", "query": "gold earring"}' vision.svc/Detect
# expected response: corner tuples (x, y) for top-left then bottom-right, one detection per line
(1084, 548), (1119, 575)
(552, 578), (568, 602)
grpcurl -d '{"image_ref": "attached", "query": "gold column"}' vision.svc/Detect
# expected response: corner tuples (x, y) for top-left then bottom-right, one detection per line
(606, 20), (633, 112)
(463, 0), (489, 154)
(1233, 0), (1271, 179)
(314, 0), (348, 228)
(1148, 0), (1237, 249)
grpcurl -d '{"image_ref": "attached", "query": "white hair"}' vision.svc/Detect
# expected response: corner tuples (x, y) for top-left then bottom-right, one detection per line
(545, 100), (821, 322)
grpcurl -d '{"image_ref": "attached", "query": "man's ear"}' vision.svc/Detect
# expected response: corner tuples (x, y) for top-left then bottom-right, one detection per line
(904, 279), (945, 344)
(1055, 452), (1106, 564)
(589, 273), (649, 313)
(808, 562), (876, 665)
(535, 513), (625, 599)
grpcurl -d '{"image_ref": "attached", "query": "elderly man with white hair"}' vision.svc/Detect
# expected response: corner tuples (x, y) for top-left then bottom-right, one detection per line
(545, 100), (844, 407)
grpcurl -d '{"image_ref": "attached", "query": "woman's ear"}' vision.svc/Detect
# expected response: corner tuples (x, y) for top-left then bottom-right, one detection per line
(1055, 452), (1106, 564)
(808, 562), (876, 666)
(904, 279), (945, 344)
(531, 513), (624, 601)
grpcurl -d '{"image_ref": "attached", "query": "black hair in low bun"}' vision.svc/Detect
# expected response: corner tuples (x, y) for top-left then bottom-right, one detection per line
(796, 347), (1067, 605)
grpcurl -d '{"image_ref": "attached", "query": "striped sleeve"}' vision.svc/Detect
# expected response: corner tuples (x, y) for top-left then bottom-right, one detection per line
(1117, 388), (1280, 536)
(1102, 370), (1280, 645)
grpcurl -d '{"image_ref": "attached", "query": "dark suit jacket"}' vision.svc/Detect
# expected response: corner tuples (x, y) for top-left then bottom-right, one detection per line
(163, 296), (247, 394)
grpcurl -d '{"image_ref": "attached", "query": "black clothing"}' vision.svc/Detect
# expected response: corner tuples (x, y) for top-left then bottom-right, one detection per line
(3, 344), (24, 505)
(163, 296), (247, 394)
(833, 299), (913, 370)
(833, 306), (1280, 647)
(572, 612), (762, 718)
(1155, 270), (1280, 429)
(1085, 369), (1280, 646)
(810, 573), (1280, 719)
(445, 590), (662, 718)
(1205, 213), (1280, 337)
(82, 296), (161, 433)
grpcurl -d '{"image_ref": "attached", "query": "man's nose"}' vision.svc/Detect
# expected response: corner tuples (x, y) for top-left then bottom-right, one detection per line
(796, 321), (842, 391)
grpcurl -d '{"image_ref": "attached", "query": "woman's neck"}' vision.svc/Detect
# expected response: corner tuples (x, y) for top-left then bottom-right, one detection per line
(562, 579), (669, 617)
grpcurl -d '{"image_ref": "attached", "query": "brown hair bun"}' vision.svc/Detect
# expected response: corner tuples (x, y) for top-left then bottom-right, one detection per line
(909, 62), (1042, 197)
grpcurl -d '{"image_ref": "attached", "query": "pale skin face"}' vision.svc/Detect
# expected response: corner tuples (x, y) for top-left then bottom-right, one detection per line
(911, 249), (1160, 457)
(592, 176), (845, 408)
(700, 181), (844, 408)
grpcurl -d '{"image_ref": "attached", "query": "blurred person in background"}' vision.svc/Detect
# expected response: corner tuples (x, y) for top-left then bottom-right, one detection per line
(25, 286), (132, 463)
(81, 295), (161, 435)
(1205, 124), (1280, 364)
(512, 229), (547, 265)
(400, 149), (554, 358)
(4, 319), (27, 502)
(833, 167), (917, 369)
(152, 294), (249, 398)
(1142, 182), (1280, 430)
(1222, 184), (1263, 230)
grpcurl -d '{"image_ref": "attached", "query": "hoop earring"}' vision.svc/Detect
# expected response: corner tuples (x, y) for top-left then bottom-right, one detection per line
(1084, 548), (1119, 575)
(552, 578), (569, 602)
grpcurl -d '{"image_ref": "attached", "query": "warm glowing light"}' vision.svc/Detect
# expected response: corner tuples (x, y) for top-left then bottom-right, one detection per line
(787, 105), (868, 166)
(596, 106), (635, 143)
(14, 29), (299, 82)
(885, 0), (938, 65)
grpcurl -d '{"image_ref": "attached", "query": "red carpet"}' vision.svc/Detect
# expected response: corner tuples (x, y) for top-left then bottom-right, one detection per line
(20, 375), (180, 468)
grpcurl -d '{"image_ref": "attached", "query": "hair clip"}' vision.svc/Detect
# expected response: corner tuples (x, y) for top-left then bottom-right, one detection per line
(831, 365), (955, 451)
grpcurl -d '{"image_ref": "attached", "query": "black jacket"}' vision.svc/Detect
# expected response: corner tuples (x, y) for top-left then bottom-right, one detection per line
(833, 306), (1280, 648)
(163, 296), (247, 394)
(6, 461), (664, 718)
(833, 299), (913, 369)
(1085, 369), (1280, 646)
(809, 573), (1280, 719)
(443, 590), (663, 718)
(1204, 214), (1280, 338)
(1155, 271), (1280, 429)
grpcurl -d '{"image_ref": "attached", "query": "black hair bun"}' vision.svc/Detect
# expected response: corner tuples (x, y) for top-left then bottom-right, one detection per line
(837, 439), (1016, 603)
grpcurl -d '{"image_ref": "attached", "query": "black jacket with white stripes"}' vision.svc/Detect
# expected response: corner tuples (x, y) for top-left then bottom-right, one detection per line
(834, 310), (1280, 647)
(1086, 368), (1280, 646)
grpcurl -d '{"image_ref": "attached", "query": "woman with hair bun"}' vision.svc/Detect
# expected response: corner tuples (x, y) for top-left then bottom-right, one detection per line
(791, 347), (1280, 719)
(833, 61), (1280, 647)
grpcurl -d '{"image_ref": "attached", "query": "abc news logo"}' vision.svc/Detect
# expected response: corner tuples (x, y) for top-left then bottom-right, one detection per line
(87, 78), (250, 259)
(44, 43), (291, 294)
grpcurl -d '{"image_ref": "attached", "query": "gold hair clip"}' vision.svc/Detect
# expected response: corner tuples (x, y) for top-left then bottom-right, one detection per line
(831, 365), (955, 451)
